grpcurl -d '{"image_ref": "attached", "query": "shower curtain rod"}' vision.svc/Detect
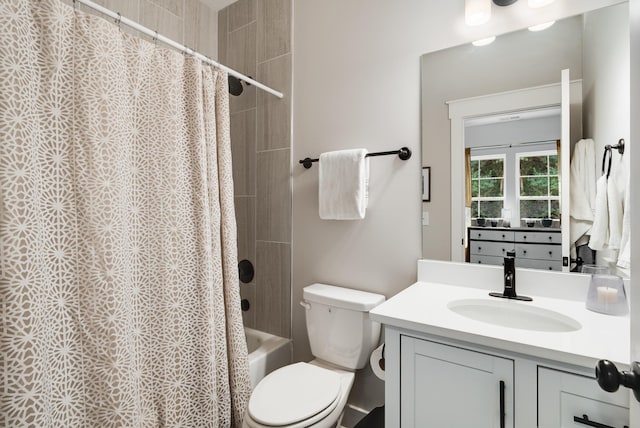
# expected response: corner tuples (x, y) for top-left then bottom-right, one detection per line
(73, 0), (284, 99)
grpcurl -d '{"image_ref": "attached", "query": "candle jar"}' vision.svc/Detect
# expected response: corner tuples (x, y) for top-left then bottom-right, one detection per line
(585, 274), (628, 316)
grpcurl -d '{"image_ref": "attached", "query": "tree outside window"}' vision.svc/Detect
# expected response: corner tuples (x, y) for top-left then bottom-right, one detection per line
(517, 151), (559, 221)
(470, 155), (505, 219)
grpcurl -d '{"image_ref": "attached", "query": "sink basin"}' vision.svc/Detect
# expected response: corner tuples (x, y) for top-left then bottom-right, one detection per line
(447, 298), (582, 332)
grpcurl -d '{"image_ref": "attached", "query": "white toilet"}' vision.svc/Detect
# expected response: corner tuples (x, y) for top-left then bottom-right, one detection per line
(243, 283), (385, 428)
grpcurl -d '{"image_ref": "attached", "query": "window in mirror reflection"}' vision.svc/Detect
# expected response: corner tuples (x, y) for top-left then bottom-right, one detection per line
(470, 155), (505, 219)
(518, 150), (560, 222)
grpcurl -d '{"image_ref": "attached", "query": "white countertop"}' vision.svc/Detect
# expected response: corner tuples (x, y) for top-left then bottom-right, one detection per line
(370, 261), (630, 369)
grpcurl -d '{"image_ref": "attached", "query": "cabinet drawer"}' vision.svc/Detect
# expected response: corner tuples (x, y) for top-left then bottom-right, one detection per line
(469, 229), (514, 242)
(514, 230), (561, 244)
(470, 254), (504, 266)
(538, 366), (629, 428)
(470, 240), (514, 257)
(515, 258), (563, 271)
(515, 243), (561, 261)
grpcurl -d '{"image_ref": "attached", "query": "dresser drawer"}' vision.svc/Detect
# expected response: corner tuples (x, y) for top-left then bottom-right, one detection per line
(515, 243), (561, 261)
(470, 240), (514, 257)
(469, 229), (515, 242)
(538, 367), (629, 428)
(514, 230), (561, 244)
(515, 258), (563, 271)
(469, 254), (504, 266)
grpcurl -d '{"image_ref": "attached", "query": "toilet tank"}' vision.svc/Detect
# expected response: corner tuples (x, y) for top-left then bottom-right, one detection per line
(302, 284), (385, 370)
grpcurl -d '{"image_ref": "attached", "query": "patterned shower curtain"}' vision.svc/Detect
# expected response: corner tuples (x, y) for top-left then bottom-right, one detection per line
(0, 0), (251, 426)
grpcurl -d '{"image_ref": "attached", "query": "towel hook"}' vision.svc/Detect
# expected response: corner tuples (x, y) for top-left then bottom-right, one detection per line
(608, 138), (625, 155)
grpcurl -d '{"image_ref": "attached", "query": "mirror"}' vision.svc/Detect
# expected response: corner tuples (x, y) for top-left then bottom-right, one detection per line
(421, 2), (630, 273)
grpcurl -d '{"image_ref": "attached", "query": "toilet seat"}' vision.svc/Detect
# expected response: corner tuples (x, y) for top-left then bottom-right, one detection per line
(248, 362), (342, 427)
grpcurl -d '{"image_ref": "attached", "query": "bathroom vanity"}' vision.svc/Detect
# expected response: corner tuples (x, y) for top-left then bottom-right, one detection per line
(370, 260), (630, 428)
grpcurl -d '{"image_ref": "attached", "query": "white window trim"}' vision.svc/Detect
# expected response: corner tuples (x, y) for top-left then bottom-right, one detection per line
(471, 153), (506, 219)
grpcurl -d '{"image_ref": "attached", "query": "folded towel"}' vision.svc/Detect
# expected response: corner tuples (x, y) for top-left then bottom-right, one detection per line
(569, 139), (597, 255)
(319, 149), (369, 220)
(588, 174), (609, 251)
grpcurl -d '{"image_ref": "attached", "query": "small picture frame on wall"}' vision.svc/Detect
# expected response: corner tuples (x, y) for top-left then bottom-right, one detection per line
(422, 167), (431, 202)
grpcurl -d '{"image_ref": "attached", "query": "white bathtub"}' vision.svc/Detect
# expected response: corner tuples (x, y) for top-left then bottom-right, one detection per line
(244, 327), (291, 389)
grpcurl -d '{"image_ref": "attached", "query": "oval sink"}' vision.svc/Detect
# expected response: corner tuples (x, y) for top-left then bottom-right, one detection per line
(447, 298), (582, 332)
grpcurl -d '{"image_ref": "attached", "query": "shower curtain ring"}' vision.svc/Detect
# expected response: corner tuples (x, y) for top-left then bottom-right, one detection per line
(153, 30), (159, 43)
(115, 12), (122, 27)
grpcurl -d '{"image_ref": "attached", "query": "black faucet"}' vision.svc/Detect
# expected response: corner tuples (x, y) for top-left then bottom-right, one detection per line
(489, 251), (532, 301)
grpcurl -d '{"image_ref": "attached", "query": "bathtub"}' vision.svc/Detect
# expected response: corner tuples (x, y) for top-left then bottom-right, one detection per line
(244, 327), (291, 389)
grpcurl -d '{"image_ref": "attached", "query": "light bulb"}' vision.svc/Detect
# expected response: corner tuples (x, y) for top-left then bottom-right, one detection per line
(465, 0), (491, 26)
(528, 0), (555, 8)
(528, 21), (555, 31)
(472, 36), (496, 46)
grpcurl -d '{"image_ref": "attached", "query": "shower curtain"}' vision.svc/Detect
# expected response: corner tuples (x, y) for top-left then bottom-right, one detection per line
(0, 0), (250, 426)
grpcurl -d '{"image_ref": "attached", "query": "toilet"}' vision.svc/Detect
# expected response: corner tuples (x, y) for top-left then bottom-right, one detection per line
(243, 283), (385, 428)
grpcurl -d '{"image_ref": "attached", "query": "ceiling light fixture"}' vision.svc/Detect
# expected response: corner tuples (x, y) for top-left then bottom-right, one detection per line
(472, 36), (497, 46)
(528, 0), (555, 8)
(528, 21), (555, 31)
(465, 0), (492, 26)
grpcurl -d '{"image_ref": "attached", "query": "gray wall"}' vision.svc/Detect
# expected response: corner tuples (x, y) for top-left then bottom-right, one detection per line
(218, 0), (293, 338)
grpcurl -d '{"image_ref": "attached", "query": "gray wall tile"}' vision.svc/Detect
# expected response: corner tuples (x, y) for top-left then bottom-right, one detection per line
(89, 0), (140, 21)
(140, 0), (184, 43)
(240, 283), (257, 328)
(256, 242), (291, 337)
(184, 1), (218, 59)
(148, 0), (183, 18)
(257, 54), (291, 151)
(218, 7), (228, 63)
(230, 109), (257, 196)
(257, 149), (291, 243)
(234, 196), (256, 264)
(227, 0), (256, 32)
(227, 23), (257, 113)
(257, 0), (291, 62)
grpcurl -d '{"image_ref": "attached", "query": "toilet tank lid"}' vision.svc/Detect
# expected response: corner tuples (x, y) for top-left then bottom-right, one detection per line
(303, 283), (385, 311)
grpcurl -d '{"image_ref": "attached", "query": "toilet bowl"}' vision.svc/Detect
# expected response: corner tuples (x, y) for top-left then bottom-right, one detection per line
(242, 360), (354, 428)
(242, 284), (385, 428)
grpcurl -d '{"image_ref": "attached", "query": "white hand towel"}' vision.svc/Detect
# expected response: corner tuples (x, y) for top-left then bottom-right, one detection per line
(607, 173), (624, 250)
(569, 139), (597, 253)
(617, 183), (631, 268)
(319, 149), (369, 220)
(588, 175), (609, 251)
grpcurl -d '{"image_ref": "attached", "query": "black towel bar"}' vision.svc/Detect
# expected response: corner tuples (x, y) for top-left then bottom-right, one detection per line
(299, 147), (411, 169)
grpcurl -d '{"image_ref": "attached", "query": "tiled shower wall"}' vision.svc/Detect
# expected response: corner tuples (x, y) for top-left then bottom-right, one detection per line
(65, 0), (218, 60)
(218, 0), (293, 338)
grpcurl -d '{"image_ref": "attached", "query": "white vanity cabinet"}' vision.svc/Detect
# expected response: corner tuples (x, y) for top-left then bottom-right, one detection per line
(386, 328), (630, 428)
(538, 367), (630, 428)
(400, 335), (514, 428)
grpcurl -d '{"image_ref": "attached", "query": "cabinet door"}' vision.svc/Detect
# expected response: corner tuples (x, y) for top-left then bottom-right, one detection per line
(538, 367), (629, 428)
(400, 336), (514, 428)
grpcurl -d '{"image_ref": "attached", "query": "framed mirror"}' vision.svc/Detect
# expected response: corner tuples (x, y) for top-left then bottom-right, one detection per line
(421, 2), (630, 273)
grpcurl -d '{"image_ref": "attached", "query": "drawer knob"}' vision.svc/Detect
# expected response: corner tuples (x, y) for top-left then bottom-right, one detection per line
(548, 236), (552, 240)
(523, 235), (527, 239)
(502, 234), (505, 238)
(523, 250), (527, 254)
(596, 360), (640, 403)
(549, 251), (553, 255)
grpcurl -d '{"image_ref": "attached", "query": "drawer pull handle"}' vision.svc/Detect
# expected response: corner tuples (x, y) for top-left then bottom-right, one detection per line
(499, 380), (505, 428)
(573, 414), (617, 428)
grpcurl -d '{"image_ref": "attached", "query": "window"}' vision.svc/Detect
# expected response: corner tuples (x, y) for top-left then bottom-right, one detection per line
(517, 151), (559, 221)
(470, 155), (505, 219)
